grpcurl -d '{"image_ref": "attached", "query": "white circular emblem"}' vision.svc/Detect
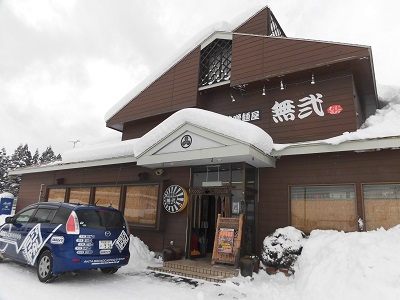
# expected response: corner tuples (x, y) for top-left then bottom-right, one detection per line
(163, 185), (188, 213)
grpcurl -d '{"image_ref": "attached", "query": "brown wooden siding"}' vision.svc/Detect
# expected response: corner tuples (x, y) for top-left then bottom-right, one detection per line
(201, 71), (358, 143)
(122, 112), (174, 140)
(257, 148), (400, 253)
(231, 35), (370, 87)
(233, 7), (269, 35)
(17, 165), (191, 253)
(107, 48), (201, 128)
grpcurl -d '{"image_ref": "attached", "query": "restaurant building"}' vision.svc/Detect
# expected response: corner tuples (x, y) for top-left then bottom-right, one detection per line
(11, 7), (400, 258)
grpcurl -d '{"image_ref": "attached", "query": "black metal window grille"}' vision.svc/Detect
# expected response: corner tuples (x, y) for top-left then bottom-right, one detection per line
(199, 39), (232, 87)
(269, 12), (286, 37)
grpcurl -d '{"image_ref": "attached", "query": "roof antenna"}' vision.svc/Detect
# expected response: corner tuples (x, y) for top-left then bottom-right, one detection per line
(69, 140), (80, 148)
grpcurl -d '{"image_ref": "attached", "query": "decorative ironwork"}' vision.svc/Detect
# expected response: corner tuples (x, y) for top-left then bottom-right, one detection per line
(269, 11), (286, 37)
(199, 39), (232, 87)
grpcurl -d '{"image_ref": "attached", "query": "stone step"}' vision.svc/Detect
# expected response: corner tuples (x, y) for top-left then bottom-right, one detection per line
(148, 259), (239, 283)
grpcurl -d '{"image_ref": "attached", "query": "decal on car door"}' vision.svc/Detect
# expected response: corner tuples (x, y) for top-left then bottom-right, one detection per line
(0, 223), (61, 265)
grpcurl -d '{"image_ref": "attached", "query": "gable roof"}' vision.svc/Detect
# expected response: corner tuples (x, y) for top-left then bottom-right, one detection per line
(105, 6), (378, 131)
(104, 5), (274, 131)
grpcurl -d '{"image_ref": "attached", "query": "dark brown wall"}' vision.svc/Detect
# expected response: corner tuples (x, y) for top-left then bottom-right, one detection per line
(17, 164), (191, 253)
(107, 48), (201, 128)
(122, 112), (173, 140)
(257, 148), (400, 253)
(233, 7), (269, 35)
(201, 70), (358, 143)
(231, 34), (370, 87)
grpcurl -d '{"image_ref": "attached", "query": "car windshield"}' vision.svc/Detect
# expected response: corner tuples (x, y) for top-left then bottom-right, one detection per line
(76, 209), (124, 230)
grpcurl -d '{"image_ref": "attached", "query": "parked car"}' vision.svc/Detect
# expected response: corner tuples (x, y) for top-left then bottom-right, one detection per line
(0, 202), (130, 282)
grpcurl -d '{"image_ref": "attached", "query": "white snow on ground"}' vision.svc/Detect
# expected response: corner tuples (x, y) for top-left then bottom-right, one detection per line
(1, 220), (400, 300)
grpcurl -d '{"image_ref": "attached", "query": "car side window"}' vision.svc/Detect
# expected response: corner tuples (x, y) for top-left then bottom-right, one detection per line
(32, 208), (57, 223)
(52, 206), (73, 224)
(14, 208), (36, 224)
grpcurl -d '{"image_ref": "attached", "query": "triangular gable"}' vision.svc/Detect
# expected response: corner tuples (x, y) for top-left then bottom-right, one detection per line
(136, 123), (275, 168)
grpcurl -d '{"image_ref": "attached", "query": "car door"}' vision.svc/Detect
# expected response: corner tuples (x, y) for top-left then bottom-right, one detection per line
(0, 207), (37, 261)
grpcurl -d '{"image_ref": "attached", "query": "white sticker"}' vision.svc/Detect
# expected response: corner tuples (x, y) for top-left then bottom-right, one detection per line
(50, 236), (64, 245)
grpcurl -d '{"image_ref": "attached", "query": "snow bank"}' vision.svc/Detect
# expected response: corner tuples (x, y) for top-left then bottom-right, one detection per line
(124, 235), (162, 272)
(136, 108), (274, 156)
(294, 227), (400, 300)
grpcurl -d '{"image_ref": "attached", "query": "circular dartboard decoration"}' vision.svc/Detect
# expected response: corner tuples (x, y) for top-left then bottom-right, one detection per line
(163, 185), (188, 213)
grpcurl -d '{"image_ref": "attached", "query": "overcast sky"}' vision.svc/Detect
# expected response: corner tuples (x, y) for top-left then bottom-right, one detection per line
(1, 0), (399, 156)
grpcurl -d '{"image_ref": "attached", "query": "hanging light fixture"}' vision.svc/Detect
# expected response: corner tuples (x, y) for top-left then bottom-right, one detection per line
(280, 79), (284, 90)
(311, 73), (315, 85)
(230, 93), (235, 102)
(262, 85), (266, 96)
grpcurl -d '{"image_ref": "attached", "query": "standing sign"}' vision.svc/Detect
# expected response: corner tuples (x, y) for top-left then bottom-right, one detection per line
(211, 214), (243, 267)
(0, 197), (13, 215)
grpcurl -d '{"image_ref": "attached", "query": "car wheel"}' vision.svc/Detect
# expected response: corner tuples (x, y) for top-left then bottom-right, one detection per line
(37, 250), (57, 283)
(0, 252), (3, 262)
(100, 267), (119, 274)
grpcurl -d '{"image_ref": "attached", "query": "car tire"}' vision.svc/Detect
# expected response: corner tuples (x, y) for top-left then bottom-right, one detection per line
(100, 267), (119, 274)
(37, 250), (57, 283)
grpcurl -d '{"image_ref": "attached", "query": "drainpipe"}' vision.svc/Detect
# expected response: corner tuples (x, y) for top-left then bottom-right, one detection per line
(38, 184), (45, 202)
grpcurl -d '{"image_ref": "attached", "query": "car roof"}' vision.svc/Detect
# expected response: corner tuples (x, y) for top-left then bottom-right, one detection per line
(21, 202), (120, 213)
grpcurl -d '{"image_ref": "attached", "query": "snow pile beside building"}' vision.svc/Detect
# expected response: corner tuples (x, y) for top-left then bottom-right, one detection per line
(135, 108), (274, 156)
(293, 227), (400, 300)
(124, 235), (162, 272)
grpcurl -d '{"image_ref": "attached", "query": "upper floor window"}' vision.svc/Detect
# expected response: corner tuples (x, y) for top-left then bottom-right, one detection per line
(199, 39), (232, 87)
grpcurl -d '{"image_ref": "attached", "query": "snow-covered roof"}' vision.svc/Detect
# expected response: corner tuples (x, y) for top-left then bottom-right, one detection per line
(9, 108), (274, 174)
(104, 5), (267, 123)
(136, 108), (273, 157)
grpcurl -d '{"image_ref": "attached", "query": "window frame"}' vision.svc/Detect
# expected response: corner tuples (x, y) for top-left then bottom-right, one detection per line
(121, 183), (163, 230)
(361, 182), (400, 231)
(289, 183), (358, 233)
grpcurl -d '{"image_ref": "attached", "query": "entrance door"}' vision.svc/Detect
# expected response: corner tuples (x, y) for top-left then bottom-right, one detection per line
(187, 187), (232, 259)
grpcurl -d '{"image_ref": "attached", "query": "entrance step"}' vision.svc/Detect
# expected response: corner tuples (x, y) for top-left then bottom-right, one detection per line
(148, 259), (239, 283)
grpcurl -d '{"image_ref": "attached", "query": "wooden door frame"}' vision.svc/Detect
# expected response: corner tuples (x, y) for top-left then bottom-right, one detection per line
(185, 186), (233, 259)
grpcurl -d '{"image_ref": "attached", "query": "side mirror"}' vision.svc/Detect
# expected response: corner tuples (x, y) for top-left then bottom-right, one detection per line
(5, 216), (14, 224)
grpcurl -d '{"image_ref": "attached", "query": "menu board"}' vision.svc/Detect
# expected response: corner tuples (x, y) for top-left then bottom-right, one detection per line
(217, 228), (234, 253)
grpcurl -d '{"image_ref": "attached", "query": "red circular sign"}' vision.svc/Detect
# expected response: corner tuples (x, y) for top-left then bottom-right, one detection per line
(327, 105), (343, 115)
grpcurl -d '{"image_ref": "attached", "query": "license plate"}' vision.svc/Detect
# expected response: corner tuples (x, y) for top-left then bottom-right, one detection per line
(99, 240), (113, 250)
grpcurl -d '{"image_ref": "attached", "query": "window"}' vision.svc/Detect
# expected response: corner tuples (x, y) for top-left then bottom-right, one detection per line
(94, 186), (121, 209)
(363, 184), (400, 230)
(52, 206), (72, 224)
(124, 185), (160, 227)
(15, 208), (36, 223)
(76, 209), (124, 230)
(291, 185), (357, 233)
(32, 208), (57, 223)
(48, 188), (66, 202)
(199, 39), (232, 87)
(69, 187), (90, 204)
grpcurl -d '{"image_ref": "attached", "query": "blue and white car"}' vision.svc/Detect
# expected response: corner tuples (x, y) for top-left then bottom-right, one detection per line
(0, 202), (130, 282)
